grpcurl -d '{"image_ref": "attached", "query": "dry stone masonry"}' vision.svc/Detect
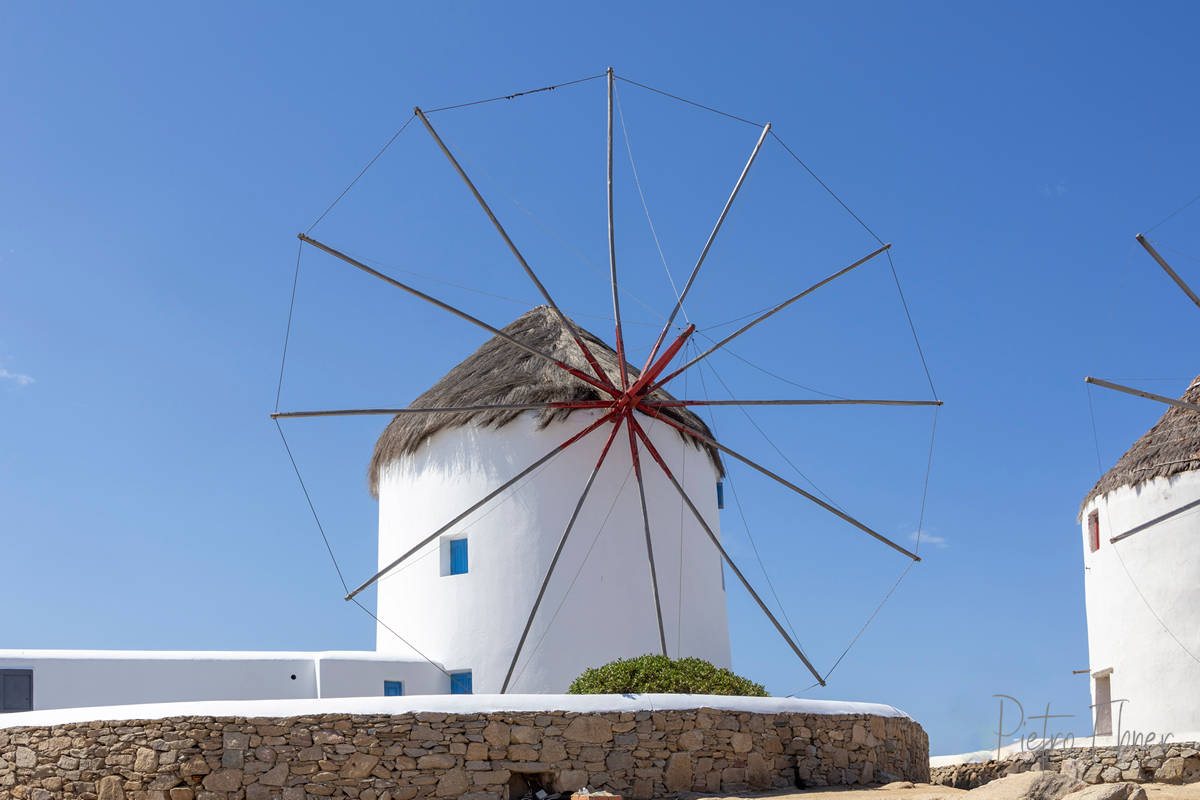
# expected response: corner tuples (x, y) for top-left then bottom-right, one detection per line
(931, 743), (1200, 789)
(0, 707), (927, 799)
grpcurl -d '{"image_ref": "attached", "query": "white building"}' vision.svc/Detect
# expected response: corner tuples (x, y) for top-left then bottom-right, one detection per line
(371, 306), (730, 694)
(1079, 375), (1200, 738)
(1, 307), (731, 713)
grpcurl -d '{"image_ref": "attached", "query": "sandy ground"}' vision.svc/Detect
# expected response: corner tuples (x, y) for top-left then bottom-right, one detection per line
(687, 781), (1200, 800)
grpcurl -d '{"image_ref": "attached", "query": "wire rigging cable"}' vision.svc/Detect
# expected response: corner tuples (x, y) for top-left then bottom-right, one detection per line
(693, 350), (804, 648)
(615, 74), (763, 129)
(614, 82), (689, 325)
(274, 419), (453, 678)
(274, 242), (303, 413)
(307, 114), (416, 235)
(424, 73), (606, 115)
(1144, 190), (1200, 235)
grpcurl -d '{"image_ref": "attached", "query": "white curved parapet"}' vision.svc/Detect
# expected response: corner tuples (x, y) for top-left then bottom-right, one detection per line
(0, 692), (912, 730)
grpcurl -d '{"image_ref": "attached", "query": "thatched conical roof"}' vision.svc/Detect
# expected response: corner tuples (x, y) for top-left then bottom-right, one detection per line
(369, 306), (723, 496)
(1082, 374), (1200, 513)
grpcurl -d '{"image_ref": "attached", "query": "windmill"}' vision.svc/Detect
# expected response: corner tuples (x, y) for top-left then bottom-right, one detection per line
(1079, 211), (1200, 737)
(272, 69), (940, 694)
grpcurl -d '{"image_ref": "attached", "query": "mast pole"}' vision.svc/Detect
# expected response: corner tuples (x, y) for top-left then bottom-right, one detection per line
(607, 67), (629, 390)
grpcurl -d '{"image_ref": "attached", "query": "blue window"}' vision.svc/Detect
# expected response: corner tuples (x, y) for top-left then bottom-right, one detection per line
(449, 538), (469, 575)
(383, 680), (404, 696)
(716, 481), (725, 510)
(450, 671), (472, 695)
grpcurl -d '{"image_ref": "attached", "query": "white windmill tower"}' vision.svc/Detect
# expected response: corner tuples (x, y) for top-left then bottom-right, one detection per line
(1081, 233), (1200, 738)
(274, 68), (938, 696)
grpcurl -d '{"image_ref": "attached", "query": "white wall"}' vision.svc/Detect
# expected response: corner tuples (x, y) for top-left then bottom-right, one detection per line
(1082, 469), (1200, 737)
(318, 654), (447, 698)
(375, 410), (731, 694)
(0, 651), (447, 712)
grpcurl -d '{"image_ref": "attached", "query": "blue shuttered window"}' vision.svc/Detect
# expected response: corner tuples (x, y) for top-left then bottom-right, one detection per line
(716, 481), (724, 510)
(450, 671), (472, 695)
(449, 538), (469, 575)
(383, 680), (404, 696)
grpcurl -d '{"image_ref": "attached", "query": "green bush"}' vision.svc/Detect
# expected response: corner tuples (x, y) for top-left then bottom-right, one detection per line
(567, 654), (768, 696)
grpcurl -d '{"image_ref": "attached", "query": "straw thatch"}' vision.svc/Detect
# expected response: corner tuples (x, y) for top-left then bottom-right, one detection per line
(1081, 374), (1200, 514)
(368, 305), (723, 496)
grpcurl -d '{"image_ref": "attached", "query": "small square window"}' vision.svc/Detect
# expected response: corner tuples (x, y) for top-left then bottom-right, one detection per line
(449, 538), (468, 576)
(384, 680), (403, 697)
(1088, 511), (1101, 552)
(450, 671), (472, 695)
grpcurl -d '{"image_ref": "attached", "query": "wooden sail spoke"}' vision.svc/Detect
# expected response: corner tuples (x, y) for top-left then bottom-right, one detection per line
(298, 234), (618, 398)
(414, 107), (616, 391)
(652, 243), (891, 392)
(643, 398), (942, 408)
(637, 406), (920, 561)
(641, 122), (772, 373)
(344, 410), (621, 601)
(1137, 234), (1200, 310)
(628, 417), (825, 686)
(500, 417), (626, 693)
(271, 401), (613, 420)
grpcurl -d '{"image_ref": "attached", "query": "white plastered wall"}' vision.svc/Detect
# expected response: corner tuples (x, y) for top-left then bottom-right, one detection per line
(0, 651), (447, 711)
(1081, 469), (1200, 737)
(375, 410), (731, 693)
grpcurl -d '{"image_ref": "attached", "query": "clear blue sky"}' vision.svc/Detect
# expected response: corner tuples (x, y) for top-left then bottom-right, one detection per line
(3, 2), (1199, 755)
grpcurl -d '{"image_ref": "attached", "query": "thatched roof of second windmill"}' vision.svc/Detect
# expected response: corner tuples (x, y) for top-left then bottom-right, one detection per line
(368, 306), (724, 496)
(1081, 374), (1200, 514)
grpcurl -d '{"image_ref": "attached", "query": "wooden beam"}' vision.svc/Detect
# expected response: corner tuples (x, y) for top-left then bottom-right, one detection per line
(1085, 377), (1200, 415)
(1137, 234), (1200, 310)
(271, 402), (611, 420)
(644, 398), (942, 408)
(1110, 497), (1200, 544)
(641, 121), (772, 373)
(500, 417), (625, 693)
(653, 243), (890, 391)
(414, 107), (616, 390)
(298, 234), (617, 397)
(343, 410), (619, 601)
(629, 416), (825, 686)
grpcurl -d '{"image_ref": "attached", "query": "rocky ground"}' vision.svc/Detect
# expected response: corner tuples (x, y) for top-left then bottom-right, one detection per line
(689, 773), (1200, 800)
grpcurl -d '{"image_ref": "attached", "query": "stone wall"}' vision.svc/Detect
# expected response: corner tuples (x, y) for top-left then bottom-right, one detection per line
(0, 708), (928, 799)
(931, 742), (1200, 789)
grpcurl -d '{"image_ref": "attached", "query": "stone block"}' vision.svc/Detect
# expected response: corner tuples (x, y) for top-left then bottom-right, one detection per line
(97, 776), (126, 800)
(483, 722), (510, 747)
(259, 763), (287, 787)
(341, 752), (380, 778)
(664, 753), (692, 792)
(511, 726), (540, 744)
(202, 769), (243, 791)
(436, 768), (469, 796)
(563, 716), (613, 744)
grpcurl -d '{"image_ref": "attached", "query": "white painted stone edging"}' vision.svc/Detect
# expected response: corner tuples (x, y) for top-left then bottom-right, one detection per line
(0, 692), (911, 729)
